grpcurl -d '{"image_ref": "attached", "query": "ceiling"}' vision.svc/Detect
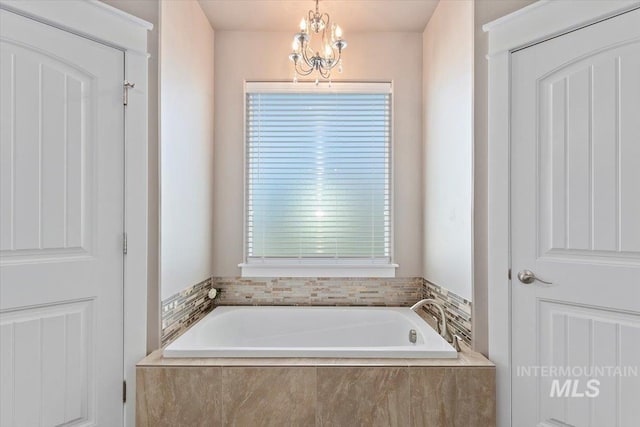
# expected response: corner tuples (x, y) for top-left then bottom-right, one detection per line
(197, 0), (440, 32)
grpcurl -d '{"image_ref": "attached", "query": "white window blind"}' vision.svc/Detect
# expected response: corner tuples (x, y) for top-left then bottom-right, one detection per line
(245, 83), (391, 263)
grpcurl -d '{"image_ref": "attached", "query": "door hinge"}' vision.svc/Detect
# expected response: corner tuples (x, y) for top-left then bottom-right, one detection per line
(123, 232), (128, 255)
(508, 268), (512, 280)
(123, 80), (135, 106)
(123, 380), (127, 403)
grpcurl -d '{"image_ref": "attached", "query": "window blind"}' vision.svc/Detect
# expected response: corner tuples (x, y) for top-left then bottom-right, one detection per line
(246, 86), (391, 262)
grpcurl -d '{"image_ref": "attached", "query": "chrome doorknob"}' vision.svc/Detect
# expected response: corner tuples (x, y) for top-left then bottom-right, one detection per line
(517, 269), (552, 285)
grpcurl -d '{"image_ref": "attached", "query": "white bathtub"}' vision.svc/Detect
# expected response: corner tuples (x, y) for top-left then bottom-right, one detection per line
(163, 306), (457, 359)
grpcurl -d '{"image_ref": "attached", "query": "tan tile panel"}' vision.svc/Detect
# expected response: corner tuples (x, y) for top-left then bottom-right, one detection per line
(316, 367), (411, 427)
(136, 365), (496, 426)
(221, 367), (316, 427)
(136, 366), (222, 427)
(410, 367), (496, 427)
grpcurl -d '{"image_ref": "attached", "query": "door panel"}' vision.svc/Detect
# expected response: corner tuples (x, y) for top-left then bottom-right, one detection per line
(511, 8), (640, 427)
(538, 40), (640, 263)
(1, 41), (93, 260)
(1, 300), (93, 426)
(0, 9), (124, 427)
(537, 301), (640, 425)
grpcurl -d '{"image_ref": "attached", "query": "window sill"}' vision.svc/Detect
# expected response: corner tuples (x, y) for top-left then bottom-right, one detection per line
(238, 263), (399, 278)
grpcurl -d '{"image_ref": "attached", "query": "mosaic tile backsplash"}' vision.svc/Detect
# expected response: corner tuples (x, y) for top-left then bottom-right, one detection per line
(161, 278), (214, 347)
(160, 276), (473, 348)
(211, 277), (423, 306)
(422, 279), (472, 346)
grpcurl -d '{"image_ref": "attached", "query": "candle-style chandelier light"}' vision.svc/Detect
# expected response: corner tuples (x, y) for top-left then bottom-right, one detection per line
(288, 0), (347, 84)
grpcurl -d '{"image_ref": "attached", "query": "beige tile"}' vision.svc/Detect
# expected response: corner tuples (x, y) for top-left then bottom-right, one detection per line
(136, 367), (222, 427)
(221, 367), (316, 427)
(138, 348), (493, 368)
(410, 367), (496, 427)
(316, 367), (410, 427)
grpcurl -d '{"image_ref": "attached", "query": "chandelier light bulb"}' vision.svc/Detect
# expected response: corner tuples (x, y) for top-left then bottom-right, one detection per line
(300, 18), (307, 33)
(324, 44), (332, 58)
(292, 39), (300, 52)
(335, 25), (343, 39)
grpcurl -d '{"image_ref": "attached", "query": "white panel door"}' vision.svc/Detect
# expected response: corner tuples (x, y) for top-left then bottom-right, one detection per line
(0, 9), (124, 427)
(511, 8), (640, 427)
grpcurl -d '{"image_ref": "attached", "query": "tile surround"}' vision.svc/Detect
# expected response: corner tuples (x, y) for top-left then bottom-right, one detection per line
(137, 364), (496, 426)
(423, 279), (473, 346)
(212, 276), (423, 306)
(160, 276), (474, 348)
(161, 278), (214, 347)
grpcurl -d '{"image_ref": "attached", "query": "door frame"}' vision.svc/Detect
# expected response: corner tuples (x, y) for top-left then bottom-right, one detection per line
(0, 1), (151, 426)
(484, 1), (640, 425)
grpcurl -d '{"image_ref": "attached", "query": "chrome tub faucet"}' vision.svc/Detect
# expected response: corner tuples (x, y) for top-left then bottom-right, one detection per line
(411, 299), (461, 352)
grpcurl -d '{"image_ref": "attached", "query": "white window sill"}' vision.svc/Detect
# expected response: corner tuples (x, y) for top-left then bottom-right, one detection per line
(238, 262), (399, 278)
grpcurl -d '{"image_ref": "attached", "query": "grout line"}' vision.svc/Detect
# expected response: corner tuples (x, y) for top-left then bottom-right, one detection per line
(615, 57), (621, 252)
(38, 64), (43, 249)
(10, 54), (16, 250)
(589, 66), (594, 251)
(564, 77), (570, 248)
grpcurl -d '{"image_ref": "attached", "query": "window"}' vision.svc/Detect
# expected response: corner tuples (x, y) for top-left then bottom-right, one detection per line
(241, 82), (396, 277)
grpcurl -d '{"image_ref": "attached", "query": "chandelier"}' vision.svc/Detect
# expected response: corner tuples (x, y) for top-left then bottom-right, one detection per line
(289, 0), (347, 84)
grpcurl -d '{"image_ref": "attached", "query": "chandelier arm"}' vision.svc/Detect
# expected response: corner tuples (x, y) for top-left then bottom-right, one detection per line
(324, 17), (339, 64)
(322, 13), (331, 36)
(321, 14), (330, 50)
(295, 61), (316, 76)
(301, 47), (314, 68)
(307, 43), (318, 63)
(328, 48), (342, 69)
(319, 66), (331, 80)
(295, 58), (313, 73)
(300, 38), (317, 67)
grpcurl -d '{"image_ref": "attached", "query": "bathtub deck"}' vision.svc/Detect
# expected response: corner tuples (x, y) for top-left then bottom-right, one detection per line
(137, 310), (495, 426)
(138, 343), (492, 367)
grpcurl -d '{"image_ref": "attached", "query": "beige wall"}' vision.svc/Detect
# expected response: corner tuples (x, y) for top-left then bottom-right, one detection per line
(100, 0), (538, 356)
(213, 31), (423, 277)
(159, 0), (215, 298)
(99, 0), (160, 352)
(473, 0), (536, 355)
(422, 0), (474, 302)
